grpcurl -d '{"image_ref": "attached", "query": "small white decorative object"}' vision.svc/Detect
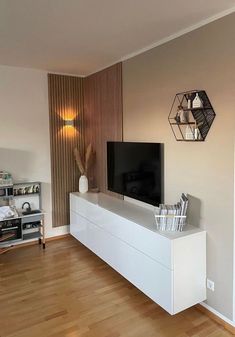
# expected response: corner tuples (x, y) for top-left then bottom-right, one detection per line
(194, 127), (200, 140)
(185, 125), (194, 140)
(79, 175), (88, 193)
(187, 99), (191, 109)
(192, 93), (203, 108)
(178, 105), (188, 123)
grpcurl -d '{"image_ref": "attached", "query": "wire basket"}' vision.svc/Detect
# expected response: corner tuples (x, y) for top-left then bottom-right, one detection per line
(154, 212), (187, 232)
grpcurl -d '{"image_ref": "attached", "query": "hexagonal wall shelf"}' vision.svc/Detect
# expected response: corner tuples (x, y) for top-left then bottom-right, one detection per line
(168, 90), (216, 141)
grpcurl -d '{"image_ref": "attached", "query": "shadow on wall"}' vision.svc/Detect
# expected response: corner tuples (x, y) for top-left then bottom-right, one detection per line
(0, 148), (34, 180)
(187, 194), (202, 228)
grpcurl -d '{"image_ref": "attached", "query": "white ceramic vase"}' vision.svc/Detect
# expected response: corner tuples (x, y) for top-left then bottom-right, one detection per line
(79, 175), (88, 193)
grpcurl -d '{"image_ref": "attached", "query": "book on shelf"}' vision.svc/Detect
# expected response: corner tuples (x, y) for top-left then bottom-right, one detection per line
(156, 193), (188, 231)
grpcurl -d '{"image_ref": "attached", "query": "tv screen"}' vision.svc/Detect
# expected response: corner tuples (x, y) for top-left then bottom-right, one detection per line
(107, 142), (163, 206)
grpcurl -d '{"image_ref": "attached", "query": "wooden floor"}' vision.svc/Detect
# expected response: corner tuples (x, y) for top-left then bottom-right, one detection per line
(0, 236), (232, 337)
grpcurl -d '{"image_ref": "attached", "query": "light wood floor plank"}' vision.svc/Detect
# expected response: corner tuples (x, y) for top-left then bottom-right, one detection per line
(0, 236), (233, 337)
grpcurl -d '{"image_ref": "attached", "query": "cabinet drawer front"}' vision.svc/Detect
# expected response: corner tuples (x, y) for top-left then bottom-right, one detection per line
(70, 211), (88, 245)
(70, 194), (99, 220)
(70, 211), (173, 313)
(92, 207), (172, 269)
(83, 217), (173, 314)
(70, 196), (172, 269)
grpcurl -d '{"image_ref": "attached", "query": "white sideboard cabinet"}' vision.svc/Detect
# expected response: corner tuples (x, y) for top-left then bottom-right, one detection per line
(70, 192), (206, 314)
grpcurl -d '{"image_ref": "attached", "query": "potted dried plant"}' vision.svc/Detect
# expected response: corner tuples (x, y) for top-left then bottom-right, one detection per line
(74, 143), (93, 193)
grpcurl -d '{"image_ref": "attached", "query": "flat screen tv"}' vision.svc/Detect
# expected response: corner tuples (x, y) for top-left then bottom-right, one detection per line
(107, 141), (163, 206)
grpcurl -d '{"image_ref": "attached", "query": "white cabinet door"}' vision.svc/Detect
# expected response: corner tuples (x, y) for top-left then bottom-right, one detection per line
(71, 196), (172, 269)
(86, 217), (173, 314)
(70, 193), (206, 315)
(94, 207), (172, 269)
(70, 194), (99, 220)
(70, 210), (88, 246)
(173, 233), (206, 313)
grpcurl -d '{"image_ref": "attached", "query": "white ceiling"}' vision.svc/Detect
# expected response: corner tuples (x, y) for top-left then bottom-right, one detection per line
(0, 0), (235, 76)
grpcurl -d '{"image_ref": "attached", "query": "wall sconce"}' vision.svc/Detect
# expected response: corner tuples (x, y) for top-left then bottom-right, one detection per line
(64, 119), (74, 127)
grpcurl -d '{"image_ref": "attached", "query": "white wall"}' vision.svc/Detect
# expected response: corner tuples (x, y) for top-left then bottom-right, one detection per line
(0, 65), (68, 237)
(123, 13), (235, 320)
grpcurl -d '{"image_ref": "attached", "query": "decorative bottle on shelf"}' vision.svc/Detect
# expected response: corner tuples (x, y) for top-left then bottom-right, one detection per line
(187, 94), (192, 109)
(79, 175), (88, 193)
(187, 99), (191, 109)
(194, 122), (201, 140)
(194, 127), (200, 140)
(192, 93), (203, 108)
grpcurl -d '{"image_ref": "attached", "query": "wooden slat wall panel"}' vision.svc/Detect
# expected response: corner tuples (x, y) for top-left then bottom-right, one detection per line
(84, 63), (123, 194)
(48, 74), (84, 227)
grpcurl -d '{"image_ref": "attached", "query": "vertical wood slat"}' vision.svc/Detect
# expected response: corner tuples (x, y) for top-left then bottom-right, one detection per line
(48, 74), (84, 227)
(84, 63), (123, 194)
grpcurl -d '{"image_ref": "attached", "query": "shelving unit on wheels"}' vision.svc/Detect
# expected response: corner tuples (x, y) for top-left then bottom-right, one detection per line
(0, 181), (46, 249)
(168, 90), (216, 142)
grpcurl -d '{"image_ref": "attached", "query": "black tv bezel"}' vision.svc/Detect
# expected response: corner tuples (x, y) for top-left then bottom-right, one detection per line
(107, 141), (164, 206)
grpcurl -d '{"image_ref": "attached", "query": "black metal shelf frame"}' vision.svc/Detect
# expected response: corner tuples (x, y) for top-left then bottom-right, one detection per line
(168, 90), (216, 142)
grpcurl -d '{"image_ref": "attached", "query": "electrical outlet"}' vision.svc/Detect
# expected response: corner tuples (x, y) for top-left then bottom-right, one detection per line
(207, 279), (215, 292)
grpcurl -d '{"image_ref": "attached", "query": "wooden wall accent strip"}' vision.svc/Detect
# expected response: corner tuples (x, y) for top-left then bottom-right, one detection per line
(48, 74), (84, 227)
(84, 63), (123, 194)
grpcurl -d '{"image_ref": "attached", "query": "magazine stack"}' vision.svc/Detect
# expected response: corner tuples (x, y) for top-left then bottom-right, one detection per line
(155, 193), (188, 232)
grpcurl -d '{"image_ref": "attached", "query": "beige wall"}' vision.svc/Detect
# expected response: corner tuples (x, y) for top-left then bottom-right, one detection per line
(0, 65), (68, 237)
(123, 13), (235, 319)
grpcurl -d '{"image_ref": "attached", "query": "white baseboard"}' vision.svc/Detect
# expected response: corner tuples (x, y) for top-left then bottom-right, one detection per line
(200, 302), (235, 327)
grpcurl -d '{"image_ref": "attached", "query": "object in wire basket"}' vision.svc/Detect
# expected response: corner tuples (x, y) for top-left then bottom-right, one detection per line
(154, 193), (188, 232)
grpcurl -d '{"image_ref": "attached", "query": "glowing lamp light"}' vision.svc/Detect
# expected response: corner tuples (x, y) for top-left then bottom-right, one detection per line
(64, 120), (74, 127)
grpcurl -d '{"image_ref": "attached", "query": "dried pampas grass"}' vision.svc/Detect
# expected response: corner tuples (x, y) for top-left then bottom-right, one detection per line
(74, 147), (85, 175)
(74, 143), (94, 176)
(85, 143), (92, 174)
